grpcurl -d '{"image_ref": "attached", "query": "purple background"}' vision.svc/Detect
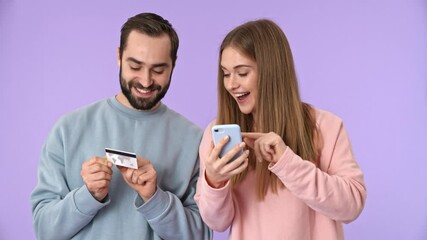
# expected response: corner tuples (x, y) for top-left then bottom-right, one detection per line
(1, 1), (426, 239)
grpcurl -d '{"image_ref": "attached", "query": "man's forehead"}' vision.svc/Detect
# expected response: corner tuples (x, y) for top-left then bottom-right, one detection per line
(126, 31), (170, 46)
(123, 32), (172, 65)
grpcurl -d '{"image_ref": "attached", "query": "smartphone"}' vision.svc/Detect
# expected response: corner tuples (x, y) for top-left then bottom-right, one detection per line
(212, 124), (244, 162)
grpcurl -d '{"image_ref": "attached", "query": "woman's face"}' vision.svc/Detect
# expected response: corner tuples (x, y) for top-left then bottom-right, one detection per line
(221, 46), (258, 115)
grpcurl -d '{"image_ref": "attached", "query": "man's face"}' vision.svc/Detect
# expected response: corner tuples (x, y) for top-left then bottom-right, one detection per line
(118, 31), (173, 111)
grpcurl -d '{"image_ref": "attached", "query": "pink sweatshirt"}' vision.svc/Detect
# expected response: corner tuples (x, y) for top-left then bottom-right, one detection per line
(195, 108), (367, 240)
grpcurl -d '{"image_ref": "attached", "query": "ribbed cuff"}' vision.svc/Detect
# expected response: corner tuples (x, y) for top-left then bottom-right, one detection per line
(73, 185), (110, 216)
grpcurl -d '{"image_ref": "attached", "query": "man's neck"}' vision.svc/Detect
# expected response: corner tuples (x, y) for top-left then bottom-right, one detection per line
(115, 92), (160, 112)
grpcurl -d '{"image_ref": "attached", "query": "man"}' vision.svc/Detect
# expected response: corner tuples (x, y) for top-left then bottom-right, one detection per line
(31, 12), (212, 240)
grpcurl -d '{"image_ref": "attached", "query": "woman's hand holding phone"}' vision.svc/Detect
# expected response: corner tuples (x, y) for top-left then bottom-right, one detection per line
(205, 125), (249, 188)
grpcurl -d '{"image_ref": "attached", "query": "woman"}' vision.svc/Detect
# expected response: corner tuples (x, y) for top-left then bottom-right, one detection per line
(194, 19), (367, 240)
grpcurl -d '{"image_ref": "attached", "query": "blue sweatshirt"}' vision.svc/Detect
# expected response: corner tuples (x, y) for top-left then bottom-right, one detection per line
(31, 97), (212, 240)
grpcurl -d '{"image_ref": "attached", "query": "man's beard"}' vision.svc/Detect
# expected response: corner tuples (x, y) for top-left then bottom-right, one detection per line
(119, 68), (171, 111)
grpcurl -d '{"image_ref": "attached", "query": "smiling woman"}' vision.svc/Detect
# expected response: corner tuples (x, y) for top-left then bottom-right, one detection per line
(194, 19), (367, 240)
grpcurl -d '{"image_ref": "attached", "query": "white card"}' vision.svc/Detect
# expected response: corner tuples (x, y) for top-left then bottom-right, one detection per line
(105, 148), (138, 169)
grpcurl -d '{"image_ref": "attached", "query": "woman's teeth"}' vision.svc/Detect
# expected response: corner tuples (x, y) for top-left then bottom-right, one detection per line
(236, 92), (249, 100)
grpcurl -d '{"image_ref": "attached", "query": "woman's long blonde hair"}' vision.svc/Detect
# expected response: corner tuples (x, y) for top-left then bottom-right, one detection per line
(217, 19), (320, 200)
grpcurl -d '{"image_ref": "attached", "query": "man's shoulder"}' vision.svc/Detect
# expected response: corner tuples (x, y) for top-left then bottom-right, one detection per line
(56, 98), (110, 126)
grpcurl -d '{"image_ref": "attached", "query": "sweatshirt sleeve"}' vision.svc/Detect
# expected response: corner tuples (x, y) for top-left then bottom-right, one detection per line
(135, 160), (212, 240)
(31, 124), (108, 240)
(194, 122), (235, 232)
(269, 112), (367, 223)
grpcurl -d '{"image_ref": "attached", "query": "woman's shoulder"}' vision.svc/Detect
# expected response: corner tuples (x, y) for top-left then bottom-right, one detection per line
(311, 106), (344, 130)
(203, 119), (218, 131)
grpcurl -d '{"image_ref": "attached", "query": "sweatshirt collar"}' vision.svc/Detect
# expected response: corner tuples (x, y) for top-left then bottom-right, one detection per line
(107, 96), (167, 119)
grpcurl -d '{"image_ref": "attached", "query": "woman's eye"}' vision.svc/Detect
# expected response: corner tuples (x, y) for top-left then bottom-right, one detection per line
(130, 66), (140, 71)
(223, 73), (230, 78)
(238, 73), (248, 77)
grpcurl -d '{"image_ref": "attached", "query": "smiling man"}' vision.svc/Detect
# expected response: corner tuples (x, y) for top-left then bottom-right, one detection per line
(31, 13), (212, 240)
(118, 30), (172, 111)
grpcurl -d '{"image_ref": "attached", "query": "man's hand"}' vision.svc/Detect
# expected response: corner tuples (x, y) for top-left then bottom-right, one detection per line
(81, 157), (113, 202)
(242, 132), (287, 164)
(118, 157), (157, 202)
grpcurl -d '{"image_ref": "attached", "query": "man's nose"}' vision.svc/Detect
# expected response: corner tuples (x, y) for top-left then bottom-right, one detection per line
(139, 69), (153, 87)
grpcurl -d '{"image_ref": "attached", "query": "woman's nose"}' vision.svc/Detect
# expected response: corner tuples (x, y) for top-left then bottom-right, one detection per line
(226, 75), (239, 90)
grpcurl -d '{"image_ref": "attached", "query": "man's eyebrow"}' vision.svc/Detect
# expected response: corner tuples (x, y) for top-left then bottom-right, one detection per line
(126, 57), (169, 68)
(126, 57), (143, 65)
(152, 63), (169, 68)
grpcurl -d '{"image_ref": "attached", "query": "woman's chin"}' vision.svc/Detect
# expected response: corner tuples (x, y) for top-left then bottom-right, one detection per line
(238, 106), (253, 115)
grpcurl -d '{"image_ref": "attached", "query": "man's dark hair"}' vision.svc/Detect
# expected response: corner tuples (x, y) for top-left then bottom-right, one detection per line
(119, 13), (179, 67)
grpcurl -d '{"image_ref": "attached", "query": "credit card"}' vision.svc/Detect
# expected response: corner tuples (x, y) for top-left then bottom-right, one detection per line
(105, 148), (138, 169)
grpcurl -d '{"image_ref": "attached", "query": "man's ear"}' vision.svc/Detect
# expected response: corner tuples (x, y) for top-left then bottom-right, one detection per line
(117, 48), (121, 67)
